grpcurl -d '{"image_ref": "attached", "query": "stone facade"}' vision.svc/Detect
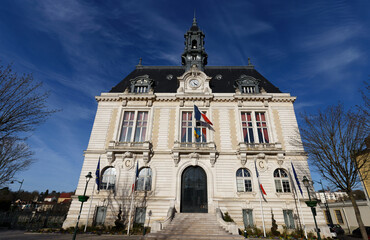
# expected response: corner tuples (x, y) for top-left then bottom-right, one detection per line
(63, 19), (331, 237)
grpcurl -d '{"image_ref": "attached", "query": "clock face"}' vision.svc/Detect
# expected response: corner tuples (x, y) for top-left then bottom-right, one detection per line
(189, 79), (200, 88)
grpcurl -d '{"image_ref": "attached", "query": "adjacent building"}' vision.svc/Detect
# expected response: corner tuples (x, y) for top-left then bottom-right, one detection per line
(63, 18), (330, 236)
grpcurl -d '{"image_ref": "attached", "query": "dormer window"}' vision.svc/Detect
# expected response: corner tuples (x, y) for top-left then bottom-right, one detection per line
(130, 75), (153, 94)
(242, 86), (256, 93)
(234, 75), (259, 94)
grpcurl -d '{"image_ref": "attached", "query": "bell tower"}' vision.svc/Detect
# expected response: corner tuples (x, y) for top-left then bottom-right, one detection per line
(181, 16), (208, 71)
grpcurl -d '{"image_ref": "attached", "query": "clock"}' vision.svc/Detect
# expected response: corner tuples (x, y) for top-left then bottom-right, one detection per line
(189, 79), (200, 88)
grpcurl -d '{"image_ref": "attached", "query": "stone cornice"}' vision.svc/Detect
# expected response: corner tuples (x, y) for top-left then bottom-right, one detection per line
(95, 92), (296, 103)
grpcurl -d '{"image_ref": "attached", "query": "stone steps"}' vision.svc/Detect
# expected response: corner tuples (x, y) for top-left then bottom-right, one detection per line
(145, 213), (244, 240)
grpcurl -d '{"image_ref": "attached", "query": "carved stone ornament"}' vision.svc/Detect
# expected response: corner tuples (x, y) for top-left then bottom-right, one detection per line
(173, 152), (180, 167)
(106, 152), (115, 165)
(256, 159), (267, 172)
(190, 152), (199, 166)
(210, 152), (218, 167)
(240, 153), (247, 166)
(277, 160), (284, 166)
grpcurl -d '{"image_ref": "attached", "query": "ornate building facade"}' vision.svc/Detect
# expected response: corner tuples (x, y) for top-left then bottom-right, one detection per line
(63, 18), (330, 237)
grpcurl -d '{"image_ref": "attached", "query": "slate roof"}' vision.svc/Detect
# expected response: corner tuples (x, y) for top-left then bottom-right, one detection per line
(110, 66), (281, 93)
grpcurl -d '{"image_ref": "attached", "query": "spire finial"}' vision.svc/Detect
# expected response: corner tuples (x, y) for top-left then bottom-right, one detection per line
(193, 10), (197, 26)
(138, 57), (142, 66)
(248, 57), (251, 66)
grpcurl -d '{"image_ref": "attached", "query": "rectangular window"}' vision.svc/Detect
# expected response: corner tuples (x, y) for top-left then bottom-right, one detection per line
(275, 180), (283, 192)
(134, 86), (148, 93)
(283, 210), (295, 229)
(241, 112), (254, 143)
(181, 111), (207, 143)
(94, 206), (107, 226)
(242, 86), (256, 93)
(120, 111), (148, 142)
(181, 112), (193, 142)
(134, 207), (146, 226)
(323, 210), (330, 224)
(242, 209), (254, 228)
(240, 111), (269, 144)
(334, 210), (344, 224)
(255, 112), (269, 143)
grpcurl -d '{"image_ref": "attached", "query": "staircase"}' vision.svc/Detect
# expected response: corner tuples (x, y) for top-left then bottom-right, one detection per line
(145, 213), (245, 240)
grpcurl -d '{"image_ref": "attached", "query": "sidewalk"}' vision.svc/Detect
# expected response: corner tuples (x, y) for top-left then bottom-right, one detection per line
(0, 230), (146, 240)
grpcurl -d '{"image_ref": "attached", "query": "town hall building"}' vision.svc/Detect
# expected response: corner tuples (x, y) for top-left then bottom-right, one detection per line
(63, 18), (330, 237)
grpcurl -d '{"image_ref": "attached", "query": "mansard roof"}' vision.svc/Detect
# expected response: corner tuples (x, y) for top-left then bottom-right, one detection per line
(110, 66), (281, 93)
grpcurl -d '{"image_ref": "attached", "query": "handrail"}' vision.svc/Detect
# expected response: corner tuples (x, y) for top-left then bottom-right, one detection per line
(215, 208), (239, 235)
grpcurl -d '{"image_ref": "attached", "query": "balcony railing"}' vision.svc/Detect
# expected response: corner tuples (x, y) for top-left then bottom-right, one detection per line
(173, 141), (216, 151)
(108, 141), (151, 151)
(238, 142), (281, 150)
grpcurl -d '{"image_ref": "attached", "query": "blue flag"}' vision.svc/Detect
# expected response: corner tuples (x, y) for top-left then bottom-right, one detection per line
(291, 162), (303, 196)
(95, 157), (100, 190)
(194, 105), (201, 121)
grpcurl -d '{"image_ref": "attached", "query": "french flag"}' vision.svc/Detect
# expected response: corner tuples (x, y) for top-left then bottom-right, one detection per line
(255, 161), (267, 195)
(194, 105), (213, 125)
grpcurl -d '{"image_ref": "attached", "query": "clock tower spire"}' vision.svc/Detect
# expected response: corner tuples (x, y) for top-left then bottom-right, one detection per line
(181, 16), (208, 71)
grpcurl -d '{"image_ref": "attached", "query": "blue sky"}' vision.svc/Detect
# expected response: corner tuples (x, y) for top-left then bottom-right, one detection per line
(1, 0), (368, 192)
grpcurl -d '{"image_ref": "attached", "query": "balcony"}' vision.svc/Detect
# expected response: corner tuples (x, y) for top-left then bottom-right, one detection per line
(106, 141), (152, 164)
(171, 141), (218, 167)
(237, 142), (284, 165)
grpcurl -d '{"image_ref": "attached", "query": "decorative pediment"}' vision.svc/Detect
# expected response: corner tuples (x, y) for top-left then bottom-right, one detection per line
(130, 75), (154, 93)
(234, 75), (260, 94)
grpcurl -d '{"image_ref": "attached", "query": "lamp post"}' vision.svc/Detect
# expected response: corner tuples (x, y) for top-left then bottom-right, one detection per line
(303, 176), (321, 240)
(315, 180), (334, 228)
(11, 179), (24, 193)
(72, 172), (93, 240)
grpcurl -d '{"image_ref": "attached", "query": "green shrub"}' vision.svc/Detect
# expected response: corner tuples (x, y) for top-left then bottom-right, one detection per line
(223, 212), (234, 222)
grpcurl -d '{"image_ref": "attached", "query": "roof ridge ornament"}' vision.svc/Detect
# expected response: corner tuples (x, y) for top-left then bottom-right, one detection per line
(193, 10), (197, 26)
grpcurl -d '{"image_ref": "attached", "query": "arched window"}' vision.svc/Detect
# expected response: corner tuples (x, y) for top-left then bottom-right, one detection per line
(236, 168), (252, 192)
(192, 40), (197, 49)
(136, 168), (152, 191)
(100, 167), (116, 190)
(274, 168), (291, 193)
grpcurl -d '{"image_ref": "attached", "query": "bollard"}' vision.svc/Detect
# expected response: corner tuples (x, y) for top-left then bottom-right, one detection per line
(244, 229), (248, 238)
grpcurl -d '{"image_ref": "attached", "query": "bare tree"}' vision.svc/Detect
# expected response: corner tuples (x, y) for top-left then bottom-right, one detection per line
(299, 104), (369, 240)
(0, 64), (54, 185)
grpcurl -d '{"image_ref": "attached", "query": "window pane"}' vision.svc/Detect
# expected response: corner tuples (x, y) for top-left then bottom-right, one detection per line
(120, 112), (134, 142)
(244, 180), (252, 192)
(134, 112), (148, 142)
(237, 179), (244, 192)
(241, 112), (254, 143)
(181, 112), (192, 143)
(255, 112), (269, 143)
(275, 179), (282, 192)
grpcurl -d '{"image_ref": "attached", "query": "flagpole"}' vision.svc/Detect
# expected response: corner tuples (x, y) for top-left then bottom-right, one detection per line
(84, 188), (94, 232)
(255, 160), (266, 237)
(291, 162), (307, 239)
(258, 188), (266, 237)
(127, 160), (137, 236)
(297, 188), (308, 239)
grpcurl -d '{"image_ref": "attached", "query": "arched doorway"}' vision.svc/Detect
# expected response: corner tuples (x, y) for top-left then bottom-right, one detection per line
(181, 166), (208, 213)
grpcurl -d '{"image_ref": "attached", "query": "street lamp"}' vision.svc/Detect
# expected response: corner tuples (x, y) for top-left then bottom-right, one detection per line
(314, 179), (334, 228)
(72, 172), (93, 240)
(303, 176), (321, 240)
(10, 179), (24, 193)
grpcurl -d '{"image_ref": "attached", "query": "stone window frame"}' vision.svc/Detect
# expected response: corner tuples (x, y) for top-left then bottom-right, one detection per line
(283, 209), (295, 229)
(240, 111), (270, 144)
(274, 168), (291, 193)
(119, 111), (149, 143)
(234, 75), (260, 94)
(236, 168), (253, 192)
(180, 110), (208, 143)
(100, 167), (116, 190)
(130, 75), (154, 93)
(136, 167), (152, 191)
